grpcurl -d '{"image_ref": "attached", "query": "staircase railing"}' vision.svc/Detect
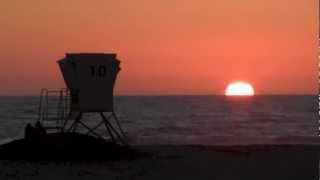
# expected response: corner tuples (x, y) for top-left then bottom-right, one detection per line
(37, 88), (70, 132)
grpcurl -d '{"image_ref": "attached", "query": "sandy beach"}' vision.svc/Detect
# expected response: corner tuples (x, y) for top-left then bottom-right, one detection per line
(0, 143), (318, 180)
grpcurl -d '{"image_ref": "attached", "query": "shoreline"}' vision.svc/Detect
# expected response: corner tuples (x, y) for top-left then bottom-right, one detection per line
(128, 135), (320, 146)
(1, 134), (320, 147)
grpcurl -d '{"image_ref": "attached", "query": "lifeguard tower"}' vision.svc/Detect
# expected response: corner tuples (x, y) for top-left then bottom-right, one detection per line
(37, 53), (126, 145)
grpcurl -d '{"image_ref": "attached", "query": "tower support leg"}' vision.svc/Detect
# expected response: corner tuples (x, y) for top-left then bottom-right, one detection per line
(62, 111), (128, 145)
(100, 112), (127, 145)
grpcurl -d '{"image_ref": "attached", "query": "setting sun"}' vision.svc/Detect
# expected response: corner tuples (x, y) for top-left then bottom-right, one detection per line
(225, 81), (255, 96)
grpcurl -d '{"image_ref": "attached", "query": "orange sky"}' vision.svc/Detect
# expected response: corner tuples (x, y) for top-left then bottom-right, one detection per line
(0, 0), (318, 95)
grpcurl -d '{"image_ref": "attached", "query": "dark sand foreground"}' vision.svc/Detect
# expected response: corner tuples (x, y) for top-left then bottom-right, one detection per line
(0, 134), (318, 179)
(0, 146), (318, 179)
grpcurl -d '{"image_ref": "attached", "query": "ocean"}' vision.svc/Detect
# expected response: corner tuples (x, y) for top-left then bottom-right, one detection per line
(0, 95), (317, 145)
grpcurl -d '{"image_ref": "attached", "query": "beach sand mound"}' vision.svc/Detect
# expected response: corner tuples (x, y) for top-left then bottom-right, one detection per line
(0, 135), (319, 179)
(0, 133), (142, 161)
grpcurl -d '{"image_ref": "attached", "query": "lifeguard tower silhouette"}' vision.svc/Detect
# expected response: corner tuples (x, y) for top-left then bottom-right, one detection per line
(37, 53), (126, 145)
